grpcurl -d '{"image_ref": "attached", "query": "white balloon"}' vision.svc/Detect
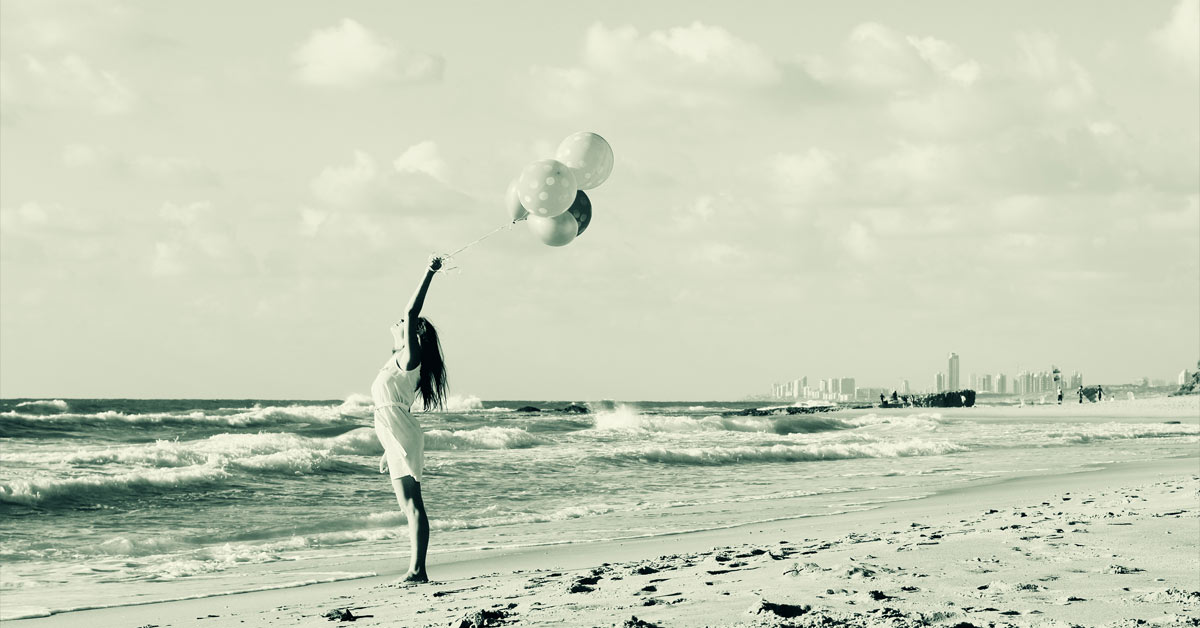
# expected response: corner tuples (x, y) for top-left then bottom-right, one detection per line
(555, 132), (613, 190)
(504, 178), (528, 222)
(516, 159), (577, 218)
(527, 212), (578, 247)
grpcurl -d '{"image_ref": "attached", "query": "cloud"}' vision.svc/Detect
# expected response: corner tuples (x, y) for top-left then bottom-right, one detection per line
(392, 140), (447, 182)
(0, 201), (49, 234)
(61, 143), (219, 185)
(1011, 32), (1095, 112)
(1152, 0), (1200, 78)
(1, 53), (137, 115)
(801, 22), (981, 92)
(770, 149), (840, 201)
(310, 150), (380, 208)
(840, 222), (878, 263)
(292, 18), (443, 88)
(689, 241), (749, 267)
(0, 201), (117, 266)
(298, 145), (479, 272)
(534, 21), (781, 112)
(309, 143), (463, 211)
(150, 201), (257, 277)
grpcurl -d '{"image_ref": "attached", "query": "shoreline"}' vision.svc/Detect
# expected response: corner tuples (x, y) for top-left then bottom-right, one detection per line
(9, 453), (1196, 627)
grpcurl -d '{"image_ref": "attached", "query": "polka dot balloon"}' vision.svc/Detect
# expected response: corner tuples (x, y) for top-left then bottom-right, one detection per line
(555, 132), (613, 191)
(527, 212), (579, 247)
(504, 178), (528, 222)
(516, 159), (578, 218)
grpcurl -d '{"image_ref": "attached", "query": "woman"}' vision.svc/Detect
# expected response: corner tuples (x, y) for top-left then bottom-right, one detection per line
(372, 255), (448, 584)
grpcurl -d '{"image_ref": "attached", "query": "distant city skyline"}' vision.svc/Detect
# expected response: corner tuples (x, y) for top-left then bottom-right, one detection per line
(769, 348), (1190, 400)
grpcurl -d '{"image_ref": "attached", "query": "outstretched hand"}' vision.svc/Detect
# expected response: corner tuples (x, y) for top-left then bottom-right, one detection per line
(428, 255), (444, 272)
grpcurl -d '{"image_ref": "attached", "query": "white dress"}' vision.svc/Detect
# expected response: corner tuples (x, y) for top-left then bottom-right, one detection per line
(372, 355), (424, 482)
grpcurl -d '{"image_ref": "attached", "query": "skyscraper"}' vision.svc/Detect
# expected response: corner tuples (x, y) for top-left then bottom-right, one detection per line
(936, 372), (946, 392)
(948, 353), (960, 391)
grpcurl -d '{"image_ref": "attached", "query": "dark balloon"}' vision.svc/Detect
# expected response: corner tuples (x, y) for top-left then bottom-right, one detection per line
(566, 190), (592, 236)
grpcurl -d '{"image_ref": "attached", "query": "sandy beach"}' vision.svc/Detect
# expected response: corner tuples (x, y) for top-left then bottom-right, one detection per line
(7, 397), (1197, 628)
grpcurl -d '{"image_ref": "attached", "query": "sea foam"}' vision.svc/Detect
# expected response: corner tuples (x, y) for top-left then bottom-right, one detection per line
(609, 438), (966, 465)
(13, 400), (69, 414)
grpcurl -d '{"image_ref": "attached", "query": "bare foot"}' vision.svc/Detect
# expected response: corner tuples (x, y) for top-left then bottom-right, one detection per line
(391, 570), (429, 586)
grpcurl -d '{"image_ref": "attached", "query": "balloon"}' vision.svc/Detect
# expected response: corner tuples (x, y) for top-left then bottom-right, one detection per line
(504, 178), (528, 222)
(566, 190), (591, 236)
(516, 159), (577, 218)
(555, 132), (613, 190)
(527, 212), (578, 247)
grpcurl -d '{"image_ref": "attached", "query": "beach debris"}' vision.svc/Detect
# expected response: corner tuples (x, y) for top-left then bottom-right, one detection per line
(1105, 564), (1145, 574)
(622, 617), (660, 628)
(1133, 588), (1200, 604)
(868, 590), (895, 601)
(633, 564), (660, 575)
(323, 608), (373, 622)
(753, 599), (811, 618)
(449, 606), (515, 628)
(568, 569), (603, 592)
(845, 565), (877, 578)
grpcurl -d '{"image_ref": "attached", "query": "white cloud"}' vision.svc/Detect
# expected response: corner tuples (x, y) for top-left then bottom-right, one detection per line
(159, 201), (212, 227)
(583, 22), (780, 86)
(2, 53), (137, 115)
(309, 145), (468, 212)
(150, 241), (185, 277)
(841, 222), (878, 263)
(803, 23), (981, 92)
(0, 201), (49, 233)
(298, 146), (478, 271)
(392, 140), (447, 181)
(770, 149), (840, 200)
(535, 22), (781, 111)
(310, 150), (380, 207)
(907, 35), (980, 86)
(61, 143), (104, 166)
(60, 143), (217, 185)
(150, 200), (253, 277)
(690, 241), (748, 266)
(1012, 32), (1094, 112)
(130, 155), (217, 184)
(1152, 0), (1200, 78)
(292, 18), (443, 88)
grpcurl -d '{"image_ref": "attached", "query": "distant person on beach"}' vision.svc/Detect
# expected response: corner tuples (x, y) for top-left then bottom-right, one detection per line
(880, 393), (886, 405)
(1078, 385), (1084, 403)
(1097, 385), (1104, 402)
(372, 255), (448, 584)
(1057, 386), (1063, 404)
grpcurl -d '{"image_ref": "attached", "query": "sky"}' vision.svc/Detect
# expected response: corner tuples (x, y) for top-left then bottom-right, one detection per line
(1, 0), (1197, 401)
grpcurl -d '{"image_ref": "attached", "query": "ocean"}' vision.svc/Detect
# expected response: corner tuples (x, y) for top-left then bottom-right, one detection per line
(1, 396), (1196, 620)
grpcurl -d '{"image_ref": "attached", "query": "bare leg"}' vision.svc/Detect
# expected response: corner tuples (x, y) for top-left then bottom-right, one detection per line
(391, 475), (430, 583)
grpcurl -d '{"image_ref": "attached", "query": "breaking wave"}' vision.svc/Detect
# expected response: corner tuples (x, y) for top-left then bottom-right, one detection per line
(13, 400), (69, 414)
(425, 426), (547, 450)
(606, 438), (966, 466)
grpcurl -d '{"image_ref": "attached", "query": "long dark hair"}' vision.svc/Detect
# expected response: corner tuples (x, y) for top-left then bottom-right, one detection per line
(414, 317), (448, 411)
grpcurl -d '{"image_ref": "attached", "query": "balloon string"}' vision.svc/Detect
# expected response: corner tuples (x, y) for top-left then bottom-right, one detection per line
(439, 217), (525, 269)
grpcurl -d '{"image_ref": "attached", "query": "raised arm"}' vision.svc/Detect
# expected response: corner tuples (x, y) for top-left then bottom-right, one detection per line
(401, 255), (443, 369)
